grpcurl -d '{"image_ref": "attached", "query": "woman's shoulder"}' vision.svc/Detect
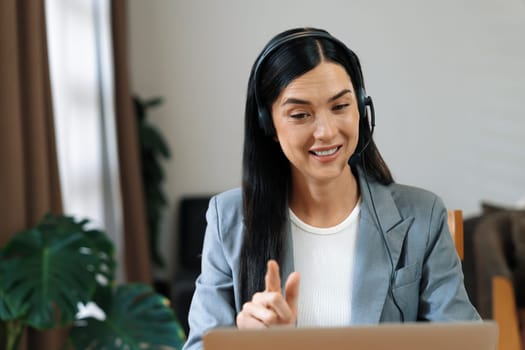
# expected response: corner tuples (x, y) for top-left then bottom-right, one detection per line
(209, 187), (244, 229)
(205, 188), (245, 259)
(212, 187), (242, 209)
(389, 182), (439, 202)
(387, 182), (446, 215)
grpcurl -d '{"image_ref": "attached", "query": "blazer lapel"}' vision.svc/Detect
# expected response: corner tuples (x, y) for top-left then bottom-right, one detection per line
(351, 168), (413, 324)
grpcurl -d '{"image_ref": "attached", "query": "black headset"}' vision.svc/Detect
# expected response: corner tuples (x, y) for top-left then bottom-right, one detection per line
(252, 29), (374, 137)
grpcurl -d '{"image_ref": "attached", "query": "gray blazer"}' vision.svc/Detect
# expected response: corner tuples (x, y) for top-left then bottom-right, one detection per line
(183, 172), (480, 350)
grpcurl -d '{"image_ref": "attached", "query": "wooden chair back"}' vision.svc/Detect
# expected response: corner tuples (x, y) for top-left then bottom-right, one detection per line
(493, 276), (522, 350)
(446, 210), (522, 350)
(447, 209), (464, 260)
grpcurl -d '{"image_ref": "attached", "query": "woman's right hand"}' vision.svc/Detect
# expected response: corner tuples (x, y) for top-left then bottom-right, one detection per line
(236, 260), (300, 329)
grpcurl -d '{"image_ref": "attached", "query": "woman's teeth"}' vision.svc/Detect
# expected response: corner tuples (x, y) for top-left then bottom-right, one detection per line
(312, 147), (338, 156)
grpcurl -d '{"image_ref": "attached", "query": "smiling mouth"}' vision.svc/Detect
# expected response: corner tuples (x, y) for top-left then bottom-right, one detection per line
(310, 146), (341, 157)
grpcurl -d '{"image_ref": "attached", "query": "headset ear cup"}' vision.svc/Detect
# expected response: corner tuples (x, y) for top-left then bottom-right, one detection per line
(358, 87), (367, 119)
(258, 107), (275, 136)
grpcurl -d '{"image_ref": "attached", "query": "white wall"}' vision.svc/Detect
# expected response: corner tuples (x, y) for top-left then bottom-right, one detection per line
(128, 0), (525, 278)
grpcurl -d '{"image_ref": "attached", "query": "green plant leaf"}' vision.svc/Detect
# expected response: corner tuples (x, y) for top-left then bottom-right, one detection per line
(0, 214), (115, 329)
(71, 284), (186, 349)
(140, 125), (171, 159)
(142, 155), (165, 184)
(143, 97), (163, 108)
(134, 94), (170, 269)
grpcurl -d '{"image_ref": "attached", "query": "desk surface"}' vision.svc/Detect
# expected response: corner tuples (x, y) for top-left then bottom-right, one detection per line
(204, 321), (498, 350)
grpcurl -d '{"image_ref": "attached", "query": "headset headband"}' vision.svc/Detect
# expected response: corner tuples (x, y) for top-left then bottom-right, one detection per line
(252, 29), (369, 135)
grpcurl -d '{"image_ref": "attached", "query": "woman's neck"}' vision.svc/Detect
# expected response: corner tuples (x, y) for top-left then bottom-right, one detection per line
(289, 166), (360, 228)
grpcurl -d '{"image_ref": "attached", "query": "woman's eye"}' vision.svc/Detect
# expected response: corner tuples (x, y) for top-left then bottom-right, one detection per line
(333, 103), (350, 111)
(290, 113), (309, 119)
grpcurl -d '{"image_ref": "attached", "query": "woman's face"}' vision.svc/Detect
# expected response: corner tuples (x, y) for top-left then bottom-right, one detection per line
(271, 61), (360, 185)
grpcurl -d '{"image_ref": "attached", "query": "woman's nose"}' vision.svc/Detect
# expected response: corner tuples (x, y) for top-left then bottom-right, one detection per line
(313, 112), (337, 140)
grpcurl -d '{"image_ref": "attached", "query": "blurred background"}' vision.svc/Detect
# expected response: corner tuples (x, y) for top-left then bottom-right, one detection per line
(127, 0), (525, 279)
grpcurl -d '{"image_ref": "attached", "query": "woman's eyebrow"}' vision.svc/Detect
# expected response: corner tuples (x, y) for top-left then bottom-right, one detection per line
(280, 89), (352, 107)
(280, 97), (310, 106)
(328, 89), (352, 102)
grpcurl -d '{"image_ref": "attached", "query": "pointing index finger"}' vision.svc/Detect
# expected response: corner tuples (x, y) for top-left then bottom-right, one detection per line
(265, 260), (281, 293)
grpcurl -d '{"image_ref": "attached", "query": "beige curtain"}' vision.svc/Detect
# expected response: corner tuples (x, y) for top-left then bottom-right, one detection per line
(111, 0), (153, 284)
(0, 0), (152, 347)
(0, 0), (67, 349)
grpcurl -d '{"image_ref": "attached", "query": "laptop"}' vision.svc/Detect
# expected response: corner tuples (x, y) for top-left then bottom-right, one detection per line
(203, 321), (498, 350)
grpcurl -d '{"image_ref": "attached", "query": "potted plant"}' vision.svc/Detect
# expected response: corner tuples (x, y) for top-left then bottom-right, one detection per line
(0, 213), (185, 350)
(134, 95), (171, 271)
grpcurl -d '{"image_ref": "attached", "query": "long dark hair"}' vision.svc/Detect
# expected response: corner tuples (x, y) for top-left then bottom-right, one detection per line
(240, 28), (393, 303)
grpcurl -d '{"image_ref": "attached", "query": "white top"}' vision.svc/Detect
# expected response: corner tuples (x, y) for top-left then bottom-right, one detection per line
(290, 200), (361, 327)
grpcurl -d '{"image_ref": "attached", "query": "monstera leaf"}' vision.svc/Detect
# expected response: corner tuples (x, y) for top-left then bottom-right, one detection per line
(0, 214), (115, 329)
(71, 283), (186, 349)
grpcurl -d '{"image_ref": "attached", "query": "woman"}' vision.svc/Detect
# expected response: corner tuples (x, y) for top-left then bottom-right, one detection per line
(182, 27), (480, 350)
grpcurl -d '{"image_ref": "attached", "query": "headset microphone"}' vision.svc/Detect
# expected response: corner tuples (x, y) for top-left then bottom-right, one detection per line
(349, 95), (375, 166)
